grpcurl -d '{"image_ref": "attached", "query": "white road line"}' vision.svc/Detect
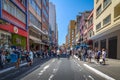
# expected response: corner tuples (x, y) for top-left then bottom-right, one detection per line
(53, 68), (58, 73)
(84, 64), (116, 80)
(38, 65), (50, 76)
(49, 74), (54, 80)
(38, 73), (43, 76)
(44, 65), (50, 70)
(0, 63), (27, 74)
(88, 75), (94, 80)
(52, 59), (55, 63)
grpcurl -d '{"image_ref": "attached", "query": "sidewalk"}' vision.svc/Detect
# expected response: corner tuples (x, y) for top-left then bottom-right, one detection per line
(0, 57), (52, 74)
(74, 55), (120, 80)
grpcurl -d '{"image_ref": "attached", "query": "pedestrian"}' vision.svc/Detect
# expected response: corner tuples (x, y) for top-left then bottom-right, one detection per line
(1, 50), (6, 65)
(26, 51), (31, 66)
(0, 48), (4, 68)
(88, 48), (92, 63)
(10, 49), (18, 68)
(97, 49), (101, 63)
(14, 49), (21, 68)
(83, 48), (87, 62)
(29, 50), (33, 65)
(57, 49), (60, 59)
(102, 48), (106, 65)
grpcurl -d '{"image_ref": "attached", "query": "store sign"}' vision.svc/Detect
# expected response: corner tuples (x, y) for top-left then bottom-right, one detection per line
(14, 26), (18, 33)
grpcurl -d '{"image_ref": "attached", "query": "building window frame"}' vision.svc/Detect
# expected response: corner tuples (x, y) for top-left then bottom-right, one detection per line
(2, 0), (26, 23)
(96, 0), (99, 4)
(96, 4), (102, 17)
(96, 22), (101, 30)
(103, 14), (111, 27)
(114, 2), (120, 21)
(103, 0), (111, 9)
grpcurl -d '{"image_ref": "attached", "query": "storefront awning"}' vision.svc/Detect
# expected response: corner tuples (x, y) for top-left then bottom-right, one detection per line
(90, 23), (120, 40)
(29, 36), (44, 44)
(29, 23), (48, 36)
(29, 36), (49, 45)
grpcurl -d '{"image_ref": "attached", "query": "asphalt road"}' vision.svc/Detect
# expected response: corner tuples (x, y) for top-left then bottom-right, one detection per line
(1, 55), (118, 80)
(19, 57), (105, 80)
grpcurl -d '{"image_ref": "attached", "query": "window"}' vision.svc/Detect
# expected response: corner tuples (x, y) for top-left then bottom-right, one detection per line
(114, 2), (120, 19)
(43, 9), (48, 18)
(29, 12), (41, 28)
(95, 41), (98, 48)
(103, 15), (111, 26)
(96, 22), (101, 30)
(96, 0), (99, 3)
(29, 0), (41, 16)
(96, 5), (102, 16)
(20, 0), (26, 6)
(88, 16), (93, 27)
(103, 0), (111, 9)
(2, 0), (26, 23)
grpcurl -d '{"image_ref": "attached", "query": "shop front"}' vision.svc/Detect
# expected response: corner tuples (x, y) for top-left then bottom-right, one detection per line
(0, 30), (11, 49)
(11, 34), (27, 50)
(0, 24), (28, 50)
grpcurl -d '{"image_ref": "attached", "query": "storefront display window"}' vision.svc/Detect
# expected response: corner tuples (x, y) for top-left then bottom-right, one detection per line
(0, 32), (11, 49)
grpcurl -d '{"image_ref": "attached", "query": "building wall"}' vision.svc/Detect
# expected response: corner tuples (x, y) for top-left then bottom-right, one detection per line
(0, 0), (28, 50)
(68, 20), (76, 48)
(49, 2), (56, 32)
(93, 0), (120, 59)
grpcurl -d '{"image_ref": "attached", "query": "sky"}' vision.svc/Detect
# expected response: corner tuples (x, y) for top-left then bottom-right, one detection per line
(49, 0), (94, 45)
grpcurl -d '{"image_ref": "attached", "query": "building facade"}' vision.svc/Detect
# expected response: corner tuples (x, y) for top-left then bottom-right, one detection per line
(75, 15), (81, 46)
(92, 0), (120, 59)
(28, 0), (46, 50)
(68, 20), (76, 49)
(85, 10), (94, 47)
(65, 34), (68, 49)
(49, 2), (58, 48)
(41, 0), (49, 50)
(0, 0), (28, 50)
(79, 11), (91, 45)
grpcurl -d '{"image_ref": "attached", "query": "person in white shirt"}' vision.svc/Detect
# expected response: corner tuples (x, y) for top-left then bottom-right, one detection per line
(29, 50), (33, 65)
(102, 48), (106, 65)
(57, 49), (60, 59)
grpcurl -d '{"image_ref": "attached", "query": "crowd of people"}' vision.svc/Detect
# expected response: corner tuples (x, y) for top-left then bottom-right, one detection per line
(73, 47), (107, 65)
(0, 48), (57, 69)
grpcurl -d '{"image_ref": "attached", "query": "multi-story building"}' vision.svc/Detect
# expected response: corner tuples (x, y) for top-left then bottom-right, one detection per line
(75, 15), (81, 46)
(65, 34), (68, 49)
(68, 20), (76, 49)
(41, 0), (49, 50)
(79, 11), (91, 45)
(28, 0), (46, 50)
(0, 0), (28, 50)
(49, 2), (58, 47)
(85, 10), (94, 47)
(92, 0), (120, 59)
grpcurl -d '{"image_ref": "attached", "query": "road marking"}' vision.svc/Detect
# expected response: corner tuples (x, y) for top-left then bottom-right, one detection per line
(84, 64), (116, 80)
(38, 72), (43, 76)
(44, 65), (50, 70)
(53, 68), (58, 73)
(38, 65), (50, 76)
(49, 74), (54, 80)
(0, 63), (27, 74)
(52, 59), (55, 63)
(88, 75), (94, 80)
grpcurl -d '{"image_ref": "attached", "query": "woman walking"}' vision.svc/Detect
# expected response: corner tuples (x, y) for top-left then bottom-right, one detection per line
(102, 48), (106, 65)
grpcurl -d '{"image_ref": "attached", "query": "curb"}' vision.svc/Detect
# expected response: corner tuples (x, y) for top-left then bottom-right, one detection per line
(0, 63), (27, 74)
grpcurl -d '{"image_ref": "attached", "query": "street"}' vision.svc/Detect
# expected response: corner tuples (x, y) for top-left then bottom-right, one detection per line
(12, 56), (107, 80)
(1, 55), (119, 80)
